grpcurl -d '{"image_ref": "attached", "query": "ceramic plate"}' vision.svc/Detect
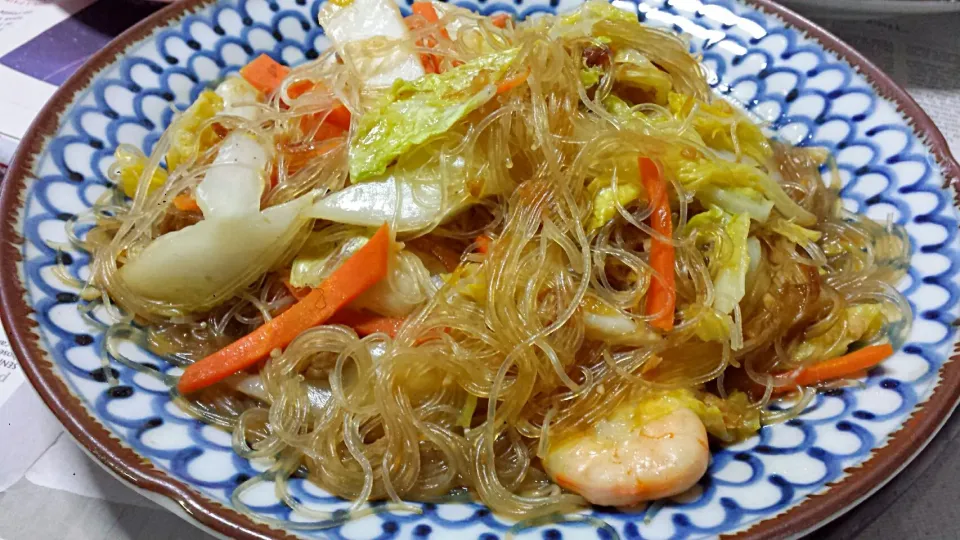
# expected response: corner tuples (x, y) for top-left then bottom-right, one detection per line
(2, 0), (960, 538)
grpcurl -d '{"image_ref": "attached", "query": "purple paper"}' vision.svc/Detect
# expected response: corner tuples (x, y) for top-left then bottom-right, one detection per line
(0, 0), (162, 86)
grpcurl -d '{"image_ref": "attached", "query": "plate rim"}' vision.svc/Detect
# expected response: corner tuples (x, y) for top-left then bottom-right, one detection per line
(1, 0), (958, 539)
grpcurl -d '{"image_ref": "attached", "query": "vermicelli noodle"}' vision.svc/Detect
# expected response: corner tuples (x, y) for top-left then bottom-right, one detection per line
(73, 0), (911, 522)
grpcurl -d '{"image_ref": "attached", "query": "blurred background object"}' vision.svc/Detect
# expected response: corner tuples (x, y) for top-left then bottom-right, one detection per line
(783, 0), (960, 17)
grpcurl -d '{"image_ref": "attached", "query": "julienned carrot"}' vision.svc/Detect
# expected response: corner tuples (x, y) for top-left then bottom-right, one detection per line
(284, 80), (352, 133)
(639, 156), (675, 332)
(282, 138), (344, 175)
(750, 344), (896, 396)
(322, 103), (352, 130)
(405, 17), (440, 75)
(299, 104), (351, 140)
(286, 80), (315, 100)
(240, 54), (290, 94)
(491, 13), (511, 28)
(497, 69), (530, 95)
(282, 279), (309, 301)
(411, 2), (449, 38)
(172, 194), (200, 212)
(177, 223), (392, 394)
(331, 309), (406, 338)
(793, 344), (894, 388)
(298, 119), (346, 142)
(475, 234), (491, 254)
(408, 2), (450, 74)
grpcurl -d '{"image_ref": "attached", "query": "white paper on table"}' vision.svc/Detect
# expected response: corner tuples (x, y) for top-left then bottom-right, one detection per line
(0, 0), (96, 58)
(0, 322), (25, 409)
(25, 433), (158, 509)
(0, 65), (55, 159)
(0, 382), (62, 492)
(0, 0), (93, 160)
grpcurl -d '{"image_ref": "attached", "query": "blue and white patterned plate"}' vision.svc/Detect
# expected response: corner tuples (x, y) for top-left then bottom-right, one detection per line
(1, 0), (959, 538)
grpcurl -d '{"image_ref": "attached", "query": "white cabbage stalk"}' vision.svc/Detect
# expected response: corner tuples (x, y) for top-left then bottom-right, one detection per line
(306, 175), (469, 232)
(351, 250), (431, 316)
(317, 0), (425, 87)
(228, 374), (332, 411)
(194, 131), (268, 219)
(431, 2), (481, 41)
(289, 235), (369, 289)
(214, 76), (262, 122)
(582, 297), (660, 345)
(120, 197), (309, 307)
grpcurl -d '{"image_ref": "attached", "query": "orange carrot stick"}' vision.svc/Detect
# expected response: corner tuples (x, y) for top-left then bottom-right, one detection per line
(282, 138), (344, 175)
(323, 103), (352, 130)
(177, 224), (392, 394)
(172, 194), (201, 212)
(331, 309), (405, 338)
(411, 2), (449, 38)
(286, 79), (315, 100)
(491, 13), (511, 28)
(405, 15), (440, 75)
(497, 69), (530, 95)
(793, 344), (894, 387)
(639, 156), (675, 332)
(475, 234), (491, 254)
(282, 278), (309, 301)
(299, 104), (351, 140)
(239, 54), (290, 94)
(755, 344), (896, 396)
(298, 119), (347, 142)
(408, 2), (450, 74)
(284, 79), (352, 131)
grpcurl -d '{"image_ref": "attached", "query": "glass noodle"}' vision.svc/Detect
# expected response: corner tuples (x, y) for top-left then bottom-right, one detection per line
(71, 2), (911, 522)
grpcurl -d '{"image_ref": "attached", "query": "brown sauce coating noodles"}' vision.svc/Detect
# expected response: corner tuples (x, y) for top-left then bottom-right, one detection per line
(74, 1), (911, 519)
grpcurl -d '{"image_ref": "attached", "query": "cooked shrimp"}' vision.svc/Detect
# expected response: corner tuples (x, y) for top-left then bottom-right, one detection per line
(542, 405), (709, 507)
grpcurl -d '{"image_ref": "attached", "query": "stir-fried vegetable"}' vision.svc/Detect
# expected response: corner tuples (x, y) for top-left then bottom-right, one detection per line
(791, 304), (888, 363)
(289, 234), (368, 288)
(166, 91), (224, 172)
(349, 48), (519, 180)
(177, 223), (392, 394)
(587, 166), (643, 232)
(614, 49), (671, 105)
(307, 166), (470, 230)
(789, 343), (894, 388)
(331, 309), (406, 337)
(770, 217), (822, 245)
(239, 54), (290, 94)
(112, 145), (167, 198)
(318, 0), (425, 86)
(639, 157), (676, 331)
(697, 186), (773, 223)
(215, 76), (263, 121)
(79, 1), (913, 519)
(120, 197), (309, 308)
(667, 92), (771, 164)
(669, 155), (815, 226)
(684, 207), (751, 315)
(194, 131), (269, 218)
(582, 296), (660, 345)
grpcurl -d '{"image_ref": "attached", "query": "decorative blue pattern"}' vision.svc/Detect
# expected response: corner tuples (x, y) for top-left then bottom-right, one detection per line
(12, 0), (960, 537)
